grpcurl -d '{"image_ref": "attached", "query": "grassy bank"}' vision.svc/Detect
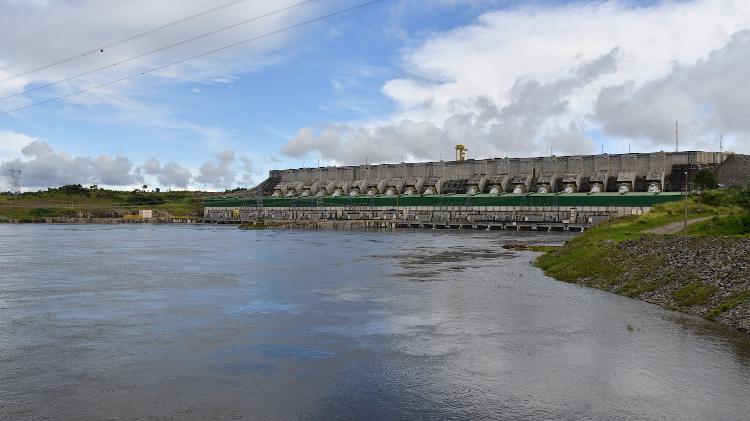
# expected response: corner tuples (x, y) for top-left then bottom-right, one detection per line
(0, 185), (211, 222)
(535, 191), (750, 331)
(239, 220), (291, 230)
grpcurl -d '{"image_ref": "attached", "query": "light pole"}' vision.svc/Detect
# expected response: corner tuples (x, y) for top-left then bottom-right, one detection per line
(684, 171), (688, 235)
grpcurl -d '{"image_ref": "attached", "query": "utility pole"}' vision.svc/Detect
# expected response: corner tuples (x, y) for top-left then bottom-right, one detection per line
(675, 121), (679, 152)
(684, 171), (688, 235)
(256, 189), (263, 220)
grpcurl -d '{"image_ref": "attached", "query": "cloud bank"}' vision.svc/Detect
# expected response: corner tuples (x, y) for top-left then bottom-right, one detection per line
(0, 140), (142, 189)
(284, 0), (750, 164)
(0, 139), (258, 191)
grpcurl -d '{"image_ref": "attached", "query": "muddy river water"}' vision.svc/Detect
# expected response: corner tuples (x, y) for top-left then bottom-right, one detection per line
(1, 224), (749, 420)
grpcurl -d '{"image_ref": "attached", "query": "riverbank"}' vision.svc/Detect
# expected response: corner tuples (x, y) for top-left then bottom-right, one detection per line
(535, 197), (750, 333)
(0, 185), (212, 222)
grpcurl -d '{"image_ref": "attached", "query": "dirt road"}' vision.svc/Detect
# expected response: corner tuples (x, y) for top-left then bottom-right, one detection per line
(646, 217), (712, 235)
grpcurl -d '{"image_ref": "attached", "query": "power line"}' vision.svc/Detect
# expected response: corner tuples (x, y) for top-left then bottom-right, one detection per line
(0, 0), (251, 84)
(1, 0), (319, 102)
(0, 0), (140, 48)
(0, 0), (383, 116)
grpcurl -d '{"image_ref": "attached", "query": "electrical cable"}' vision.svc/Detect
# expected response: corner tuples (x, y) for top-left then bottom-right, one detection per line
(0, 0), (318, 101)
(0, 0), (252, 84)
(0, 0), (383, 116)
(0, 0), (140, 48)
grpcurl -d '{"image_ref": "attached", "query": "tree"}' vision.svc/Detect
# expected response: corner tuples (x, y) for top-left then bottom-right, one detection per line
(59, 184), (86, 195)
(692, 169), (718, 190)
(731, 185), (750, 214)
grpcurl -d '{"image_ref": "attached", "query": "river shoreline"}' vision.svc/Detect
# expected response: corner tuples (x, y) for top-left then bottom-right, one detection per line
(535, 234), (750, 333)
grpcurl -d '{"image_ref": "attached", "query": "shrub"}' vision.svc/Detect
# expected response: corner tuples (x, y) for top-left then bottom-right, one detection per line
(740, 215), (750, 234)
(57, 184), (88, 195)
(697, 190), (727, 207)
(126, 194), (165, 205)
(730, 185), (750, 214)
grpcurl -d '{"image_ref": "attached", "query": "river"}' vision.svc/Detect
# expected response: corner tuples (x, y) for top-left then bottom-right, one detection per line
(1, 224), (749, 420)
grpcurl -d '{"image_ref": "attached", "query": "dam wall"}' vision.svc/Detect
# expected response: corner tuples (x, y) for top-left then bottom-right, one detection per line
(202, 150), (743, 230)
(265, 151), (730, 197)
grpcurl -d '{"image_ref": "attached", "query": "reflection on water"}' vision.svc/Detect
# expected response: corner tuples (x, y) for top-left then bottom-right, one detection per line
(1, 225), (749, 420)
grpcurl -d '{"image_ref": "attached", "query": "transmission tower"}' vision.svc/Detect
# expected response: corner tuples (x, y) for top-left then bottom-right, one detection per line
(8, 167), (21, 194)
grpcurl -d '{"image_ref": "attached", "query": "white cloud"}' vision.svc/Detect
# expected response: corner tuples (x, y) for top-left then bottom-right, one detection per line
(0, 0), (324, 120)
(195, 150), (240, 189)
(594, 29), (750, 152)
(0, 135), (261, 190)
(0, 130), (36, 162)
(0, 140), (143, 189)
(141, 158), (192, 188)
(284, 0), (750, 163)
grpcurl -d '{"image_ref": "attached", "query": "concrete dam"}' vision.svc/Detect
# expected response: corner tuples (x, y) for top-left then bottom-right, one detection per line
(204, 151), (746, 230)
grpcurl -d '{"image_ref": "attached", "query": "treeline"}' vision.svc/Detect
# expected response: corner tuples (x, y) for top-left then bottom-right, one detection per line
(5, 184), (207, 201)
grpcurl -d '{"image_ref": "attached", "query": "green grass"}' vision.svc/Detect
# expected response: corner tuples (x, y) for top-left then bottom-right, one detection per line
(706, 291), (750, 320)
(673, 282), (718, 307)
(0, 188), (209, 221)
(687, 214), (750, 236)
(615, 275), (671, 298)
(534, 192), (750, 324)
(535, 198), (724, 287)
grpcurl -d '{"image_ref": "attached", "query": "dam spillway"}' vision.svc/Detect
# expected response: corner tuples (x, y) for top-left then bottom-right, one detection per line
(203, 150), (748, 229)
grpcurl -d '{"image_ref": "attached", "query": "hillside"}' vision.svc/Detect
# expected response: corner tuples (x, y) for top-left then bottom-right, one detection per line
(0, 185), (216, 222)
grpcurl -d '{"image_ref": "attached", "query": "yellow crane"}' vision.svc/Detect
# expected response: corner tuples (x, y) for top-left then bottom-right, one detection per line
(455, 144), (467, 161)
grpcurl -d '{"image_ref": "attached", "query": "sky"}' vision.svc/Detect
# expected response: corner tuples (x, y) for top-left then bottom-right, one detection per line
(1, 0), (749, 191)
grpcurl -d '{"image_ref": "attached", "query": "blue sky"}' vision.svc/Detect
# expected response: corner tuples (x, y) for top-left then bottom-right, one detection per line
(1, 0), (749, 190)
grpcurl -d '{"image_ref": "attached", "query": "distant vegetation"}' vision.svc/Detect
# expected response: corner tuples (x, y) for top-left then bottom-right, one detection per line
(0, 184), (215, 222)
